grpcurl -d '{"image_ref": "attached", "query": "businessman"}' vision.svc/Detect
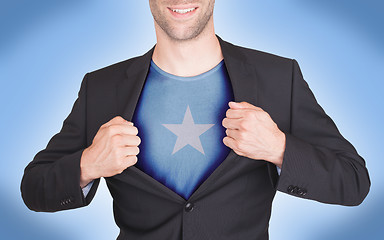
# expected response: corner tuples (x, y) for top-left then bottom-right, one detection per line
(21, 0), (370, 239)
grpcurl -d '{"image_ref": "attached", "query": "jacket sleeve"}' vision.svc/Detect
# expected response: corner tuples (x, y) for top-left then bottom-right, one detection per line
(20, 74), (100, 212)
(276, 59), (370, 206)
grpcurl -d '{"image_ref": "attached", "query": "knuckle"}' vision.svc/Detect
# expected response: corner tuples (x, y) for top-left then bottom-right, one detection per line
(107, 125), (119, 135)
(238, 131), (247, 140)
(116, 158), (125, 169)
(112, 148), (121, 158)
(233, 141), (241, 150)
(128, 155), (138, 165)
(235, 150), (244, 156)
(258, 106), (265, 112)
(237, 143), (244, 151)
(259, 111), (267, 118)
(245, 111), (254, 119)
(116, 165), (125, 174)
(259, 111), (269, 120)
(115, 159), (123, 168)
(111, 134), (122, 144)
(239, 120), (248, 130)
(113, 116), (124, 121)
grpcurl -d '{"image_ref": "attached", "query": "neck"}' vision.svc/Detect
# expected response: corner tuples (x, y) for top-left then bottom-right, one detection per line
(152, 21), (223, 77)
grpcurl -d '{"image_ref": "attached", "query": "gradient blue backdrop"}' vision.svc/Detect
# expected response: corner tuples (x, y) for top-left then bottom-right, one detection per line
(1, 0), (383, 239)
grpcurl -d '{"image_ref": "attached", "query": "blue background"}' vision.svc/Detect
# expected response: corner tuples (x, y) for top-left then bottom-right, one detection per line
(1, 0), (383, 239)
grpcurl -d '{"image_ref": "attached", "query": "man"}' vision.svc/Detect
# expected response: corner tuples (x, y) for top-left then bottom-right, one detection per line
(21, 0), (370, 239)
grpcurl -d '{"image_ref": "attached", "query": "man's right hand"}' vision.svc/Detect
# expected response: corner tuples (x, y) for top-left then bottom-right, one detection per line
(79, 116), (141, 188)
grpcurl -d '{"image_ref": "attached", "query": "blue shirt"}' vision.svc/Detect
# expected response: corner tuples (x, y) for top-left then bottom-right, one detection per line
(131, 59), (234, 199)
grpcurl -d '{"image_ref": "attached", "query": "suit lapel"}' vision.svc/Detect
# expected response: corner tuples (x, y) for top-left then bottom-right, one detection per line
(218, 35), (259, 106)
(115, 36), (261, 201)
(116, 46), (155, 122)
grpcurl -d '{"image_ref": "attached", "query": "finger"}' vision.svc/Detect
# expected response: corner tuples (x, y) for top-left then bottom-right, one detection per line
(117, 155), (138, 171)
(229, 101), (262, 110)
(223, 136), (246, 156)
(223, 136), (239, 151)
(225, 128), (242, 140)
(111, 134), (141, 147)
(222, 118), (241, 130)
(124, 155), (138, 166)
(104, 116), (127, 126)
(106, 124), (139, 136)
(120, 134), (141, 146)
(114, 146), (140, 158)
(226, 108), (249, 119)
(122, 146), (140, 156)
(103, 116), (134, 128)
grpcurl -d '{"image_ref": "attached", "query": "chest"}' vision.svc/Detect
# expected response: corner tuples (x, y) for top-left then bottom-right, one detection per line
(131, 62), (234, 199)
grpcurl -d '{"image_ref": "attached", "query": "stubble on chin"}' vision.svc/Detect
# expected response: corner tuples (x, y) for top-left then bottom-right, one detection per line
(150, 0), (215, 42)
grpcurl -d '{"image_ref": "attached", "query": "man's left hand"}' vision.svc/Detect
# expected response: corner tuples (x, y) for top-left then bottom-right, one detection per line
(222, 101), (286, 168)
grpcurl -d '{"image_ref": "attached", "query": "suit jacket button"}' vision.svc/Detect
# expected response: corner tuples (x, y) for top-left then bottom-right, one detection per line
(287, 185), (295, 193)
(185, 202), (194, 212)
(298, 188), (307, 196)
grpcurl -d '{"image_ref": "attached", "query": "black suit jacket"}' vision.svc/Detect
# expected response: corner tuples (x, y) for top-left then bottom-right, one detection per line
(21, 36), (370, 240)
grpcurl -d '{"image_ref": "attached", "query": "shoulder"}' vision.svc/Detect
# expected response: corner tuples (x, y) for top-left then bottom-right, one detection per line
(85, 55), (143, 84)
(220, 38), (294, 69)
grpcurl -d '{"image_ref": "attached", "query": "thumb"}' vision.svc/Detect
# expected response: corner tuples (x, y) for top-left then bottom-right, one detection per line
(228, 101), (258, 109)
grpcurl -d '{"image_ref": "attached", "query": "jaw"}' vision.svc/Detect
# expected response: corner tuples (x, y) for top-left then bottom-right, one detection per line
(154, 14), (214, 44)
(150, 0), (215, 42)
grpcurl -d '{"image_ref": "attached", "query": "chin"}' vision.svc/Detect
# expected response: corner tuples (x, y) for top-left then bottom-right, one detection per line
(169, 27), (205, 42)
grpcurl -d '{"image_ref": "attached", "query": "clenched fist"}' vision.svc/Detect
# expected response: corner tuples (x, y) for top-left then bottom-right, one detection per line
(222, 101), (286, 168)
(80, 116), (141, 187)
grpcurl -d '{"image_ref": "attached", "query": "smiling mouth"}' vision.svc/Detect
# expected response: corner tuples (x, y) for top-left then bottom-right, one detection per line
(170, 7), (197, 14)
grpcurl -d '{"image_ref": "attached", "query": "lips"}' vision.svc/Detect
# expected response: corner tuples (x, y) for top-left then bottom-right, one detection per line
(168, 6), (198, 18)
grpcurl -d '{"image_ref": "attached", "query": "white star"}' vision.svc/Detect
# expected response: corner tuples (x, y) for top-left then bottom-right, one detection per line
(162, 105), (214, 155)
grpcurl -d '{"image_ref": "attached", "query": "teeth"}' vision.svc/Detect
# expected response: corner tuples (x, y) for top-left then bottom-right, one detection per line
(172, 8), (196, 14)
